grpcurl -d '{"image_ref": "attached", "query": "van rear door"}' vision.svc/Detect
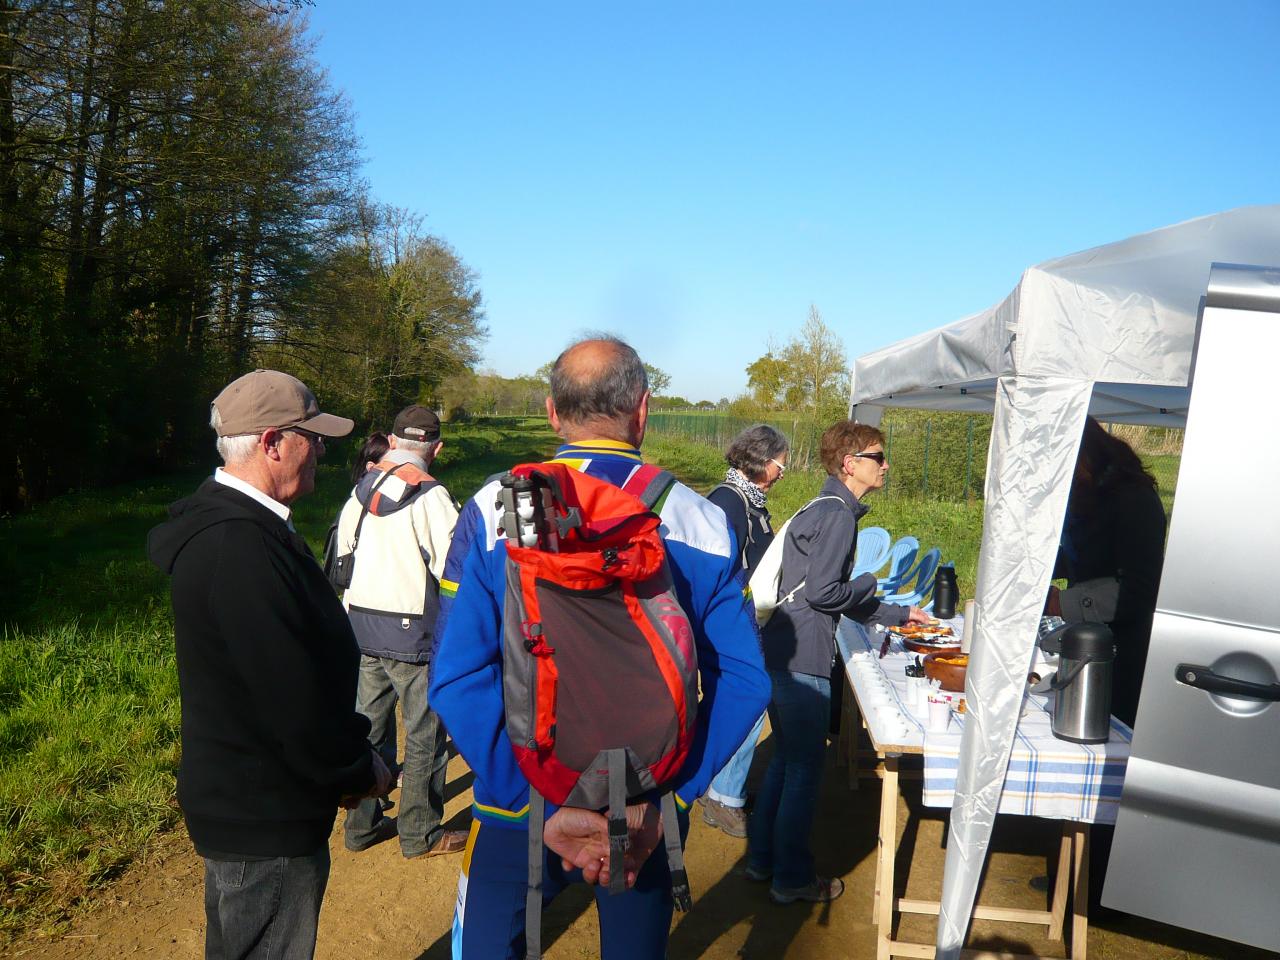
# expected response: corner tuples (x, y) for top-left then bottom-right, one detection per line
(1103, 263), (1280, 953)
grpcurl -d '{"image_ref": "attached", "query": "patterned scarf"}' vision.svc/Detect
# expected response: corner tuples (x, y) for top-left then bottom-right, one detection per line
(724, 467), (767, 510)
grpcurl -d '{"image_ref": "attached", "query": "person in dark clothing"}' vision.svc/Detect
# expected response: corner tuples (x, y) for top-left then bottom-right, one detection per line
(702, 424), (790, 838)
(147, 369), (392, 960)
(748, 420), (928, 905)
(1045, 417), (1167, 915)
(1046, 417), (1167, 728)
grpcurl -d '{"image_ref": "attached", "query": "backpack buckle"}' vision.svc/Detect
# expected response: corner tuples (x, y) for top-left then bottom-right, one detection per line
(670, 867), (693, 912)
(521, 621), (555, 655)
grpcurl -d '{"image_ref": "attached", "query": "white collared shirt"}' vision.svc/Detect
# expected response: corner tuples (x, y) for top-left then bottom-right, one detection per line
(214, 467), (294, 530)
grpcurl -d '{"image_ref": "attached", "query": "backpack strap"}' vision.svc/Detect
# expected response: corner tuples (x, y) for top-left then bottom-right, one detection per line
(349, 463), (409, 555)
(606, 748), (630, 897)
(622, 464), (676, 512)
(778, 495), (848, 605)
(526, 788), (546, 960)
(711, 482), (754, 570)
(661, 792), (693, 911)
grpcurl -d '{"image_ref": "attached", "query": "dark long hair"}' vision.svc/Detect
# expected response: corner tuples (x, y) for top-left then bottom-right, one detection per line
(1071, 417), (1156, 512)
(351, 432), (390, 485)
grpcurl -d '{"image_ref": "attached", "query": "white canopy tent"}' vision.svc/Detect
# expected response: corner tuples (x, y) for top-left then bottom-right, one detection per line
(847, 204), (1280, 958)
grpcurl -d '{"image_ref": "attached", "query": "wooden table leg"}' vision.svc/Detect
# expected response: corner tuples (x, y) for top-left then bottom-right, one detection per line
(876, 753), (900, 960)
(1047, 821), (1072, 941)
(1070, 823), (1089, 960)
(844, 681), (860, 791)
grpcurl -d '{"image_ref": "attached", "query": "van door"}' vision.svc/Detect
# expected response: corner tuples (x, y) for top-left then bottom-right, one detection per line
(1103, 263), (1280, 952)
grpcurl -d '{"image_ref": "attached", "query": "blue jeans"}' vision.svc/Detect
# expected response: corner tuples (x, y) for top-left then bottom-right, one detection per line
(453, 810), (690, 959)
(707, 710), (766, 806)
(345, 655), (448, 857)
(203, 845), (329, 960)
(747, 669), (831, 890)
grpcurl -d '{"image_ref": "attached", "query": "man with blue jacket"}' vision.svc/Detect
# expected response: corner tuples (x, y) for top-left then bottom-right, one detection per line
(430, 337), (770, 960)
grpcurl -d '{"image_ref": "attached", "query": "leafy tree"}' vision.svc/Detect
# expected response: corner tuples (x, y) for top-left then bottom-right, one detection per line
(644, 363), (671, 396)
(744, 306), (849, 420)
(287, 202), (486, 427)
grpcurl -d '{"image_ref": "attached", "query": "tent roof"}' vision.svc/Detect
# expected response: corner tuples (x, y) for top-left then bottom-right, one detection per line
(849, 205), (1280, 426)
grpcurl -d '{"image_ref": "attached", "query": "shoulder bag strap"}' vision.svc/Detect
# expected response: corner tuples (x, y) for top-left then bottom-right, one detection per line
(349, 463), (409, 554)
(779, 495), (850, 604)
(710, 482), (753, 569)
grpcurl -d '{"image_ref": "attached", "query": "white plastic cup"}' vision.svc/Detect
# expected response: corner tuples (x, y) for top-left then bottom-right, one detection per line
(908, 675), (928, 714)
(927, 695), (951, 733)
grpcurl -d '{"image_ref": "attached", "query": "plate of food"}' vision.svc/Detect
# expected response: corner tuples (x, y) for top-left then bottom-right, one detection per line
(889, 622), (960, 653)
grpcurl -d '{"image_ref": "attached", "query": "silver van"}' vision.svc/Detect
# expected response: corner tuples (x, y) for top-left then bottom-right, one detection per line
(1103, 263), (1280, 953)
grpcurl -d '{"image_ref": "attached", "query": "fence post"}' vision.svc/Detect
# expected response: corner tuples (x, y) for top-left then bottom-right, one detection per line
(922, 420), (932, 498)
(964, 417), (974, 501)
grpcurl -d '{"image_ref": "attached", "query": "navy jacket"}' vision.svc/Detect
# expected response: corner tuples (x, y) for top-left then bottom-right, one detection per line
(762, 476), (909, 677)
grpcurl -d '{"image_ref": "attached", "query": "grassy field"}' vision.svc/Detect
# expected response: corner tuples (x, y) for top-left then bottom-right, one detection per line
(645, 433), (985, 598)
(0, 417), (559, 941)
(0, 414), (981, 941)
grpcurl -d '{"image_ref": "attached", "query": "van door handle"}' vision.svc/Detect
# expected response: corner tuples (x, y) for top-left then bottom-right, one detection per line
(1175, 663), (1280, 701)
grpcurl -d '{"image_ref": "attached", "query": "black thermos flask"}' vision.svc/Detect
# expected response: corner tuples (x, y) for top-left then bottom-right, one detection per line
(933, 564), (958, 620)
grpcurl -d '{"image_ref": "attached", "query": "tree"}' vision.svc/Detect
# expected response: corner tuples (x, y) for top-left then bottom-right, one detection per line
(644, 363), (671, 396)
(744, 306), (849, 419)
(290, 203), (487, 427)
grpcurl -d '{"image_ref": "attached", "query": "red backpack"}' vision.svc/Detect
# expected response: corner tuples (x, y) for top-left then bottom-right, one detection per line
(496, 461), (697, 957)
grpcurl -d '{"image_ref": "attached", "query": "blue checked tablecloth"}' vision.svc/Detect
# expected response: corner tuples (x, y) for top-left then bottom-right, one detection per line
(839, 619), (1132, 825)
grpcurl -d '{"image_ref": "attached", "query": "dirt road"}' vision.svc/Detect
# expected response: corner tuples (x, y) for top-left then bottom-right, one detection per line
(8, 742), (1256, 960)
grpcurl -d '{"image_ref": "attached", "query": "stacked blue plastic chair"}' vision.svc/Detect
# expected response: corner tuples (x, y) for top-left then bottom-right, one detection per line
(881, 547), (942, 607)
(851, 526), (892, 578)
(876, 536), (919, 595)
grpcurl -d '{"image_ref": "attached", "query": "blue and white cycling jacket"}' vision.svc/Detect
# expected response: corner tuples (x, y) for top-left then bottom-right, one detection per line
(429, 438), (770, 829)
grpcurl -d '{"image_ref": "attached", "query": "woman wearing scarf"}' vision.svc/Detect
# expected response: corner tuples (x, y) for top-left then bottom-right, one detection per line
(701, 424), (790, 838)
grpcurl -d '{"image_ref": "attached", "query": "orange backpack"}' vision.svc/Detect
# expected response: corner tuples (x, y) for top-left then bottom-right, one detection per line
(496, 462), (696, 957)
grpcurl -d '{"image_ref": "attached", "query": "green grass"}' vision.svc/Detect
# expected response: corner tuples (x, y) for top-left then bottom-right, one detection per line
(0, 415), (976, 941)
(644, 432), (986, 599)
(0, 417), (561, 941)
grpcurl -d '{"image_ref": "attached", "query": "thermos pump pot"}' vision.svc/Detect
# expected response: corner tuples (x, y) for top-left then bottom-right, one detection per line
(1048, 622), (1116, 744)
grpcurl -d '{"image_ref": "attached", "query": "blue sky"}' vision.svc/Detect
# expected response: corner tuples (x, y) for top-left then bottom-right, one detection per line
(303, 2), (1279, 402)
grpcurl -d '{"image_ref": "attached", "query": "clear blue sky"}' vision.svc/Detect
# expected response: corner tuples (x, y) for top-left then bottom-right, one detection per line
(303, 1), (1279, 402)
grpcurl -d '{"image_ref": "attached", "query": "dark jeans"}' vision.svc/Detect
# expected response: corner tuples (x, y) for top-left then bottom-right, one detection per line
(345, 654), (448, 857)
(747, 669), (832, 890)
(454, 810), (689, 959)
(203, 846), (329, 960)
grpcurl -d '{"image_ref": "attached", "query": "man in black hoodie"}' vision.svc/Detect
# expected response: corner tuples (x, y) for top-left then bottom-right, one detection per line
(148, 369), (392, 960)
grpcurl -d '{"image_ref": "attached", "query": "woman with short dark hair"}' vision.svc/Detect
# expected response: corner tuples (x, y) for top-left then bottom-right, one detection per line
(700, 424), (790, 838)
(747, 419), (928, 905)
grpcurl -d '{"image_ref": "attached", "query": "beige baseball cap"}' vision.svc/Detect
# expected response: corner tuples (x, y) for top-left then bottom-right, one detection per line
(211, 369), (354, 438)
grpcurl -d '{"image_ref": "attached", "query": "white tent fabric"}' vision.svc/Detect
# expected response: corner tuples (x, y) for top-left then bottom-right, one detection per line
(846, 205), (1280, 958)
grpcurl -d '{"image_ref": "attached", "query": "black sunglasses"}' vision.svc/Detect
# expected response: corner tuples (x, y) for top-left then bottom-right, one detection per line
(851, 451), (886, 465)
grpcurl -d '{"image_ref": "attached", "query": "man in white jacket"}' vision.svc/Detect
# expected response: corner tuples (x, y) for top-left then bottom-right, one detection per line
(336, 405), (467, 859)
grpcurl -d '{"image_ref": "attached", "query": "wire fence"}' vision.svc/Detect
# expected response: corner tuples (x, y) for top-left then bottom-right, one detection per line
(646, 411), (1183, 507)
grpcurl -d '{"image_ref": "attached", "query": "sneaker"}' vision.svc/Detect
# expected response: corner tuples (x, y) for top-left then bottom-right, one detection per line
(344, 816), (398, 853)
(769, 876), (845, 904)
(407, 829), (468, 860)
(702, 798), (748, 839)
(743, 864), (772, 883)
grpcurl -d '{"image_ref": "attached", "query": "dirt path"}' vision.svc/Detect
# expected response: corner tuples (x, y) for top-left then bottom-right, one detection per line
(6, 742), (1256, 960)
